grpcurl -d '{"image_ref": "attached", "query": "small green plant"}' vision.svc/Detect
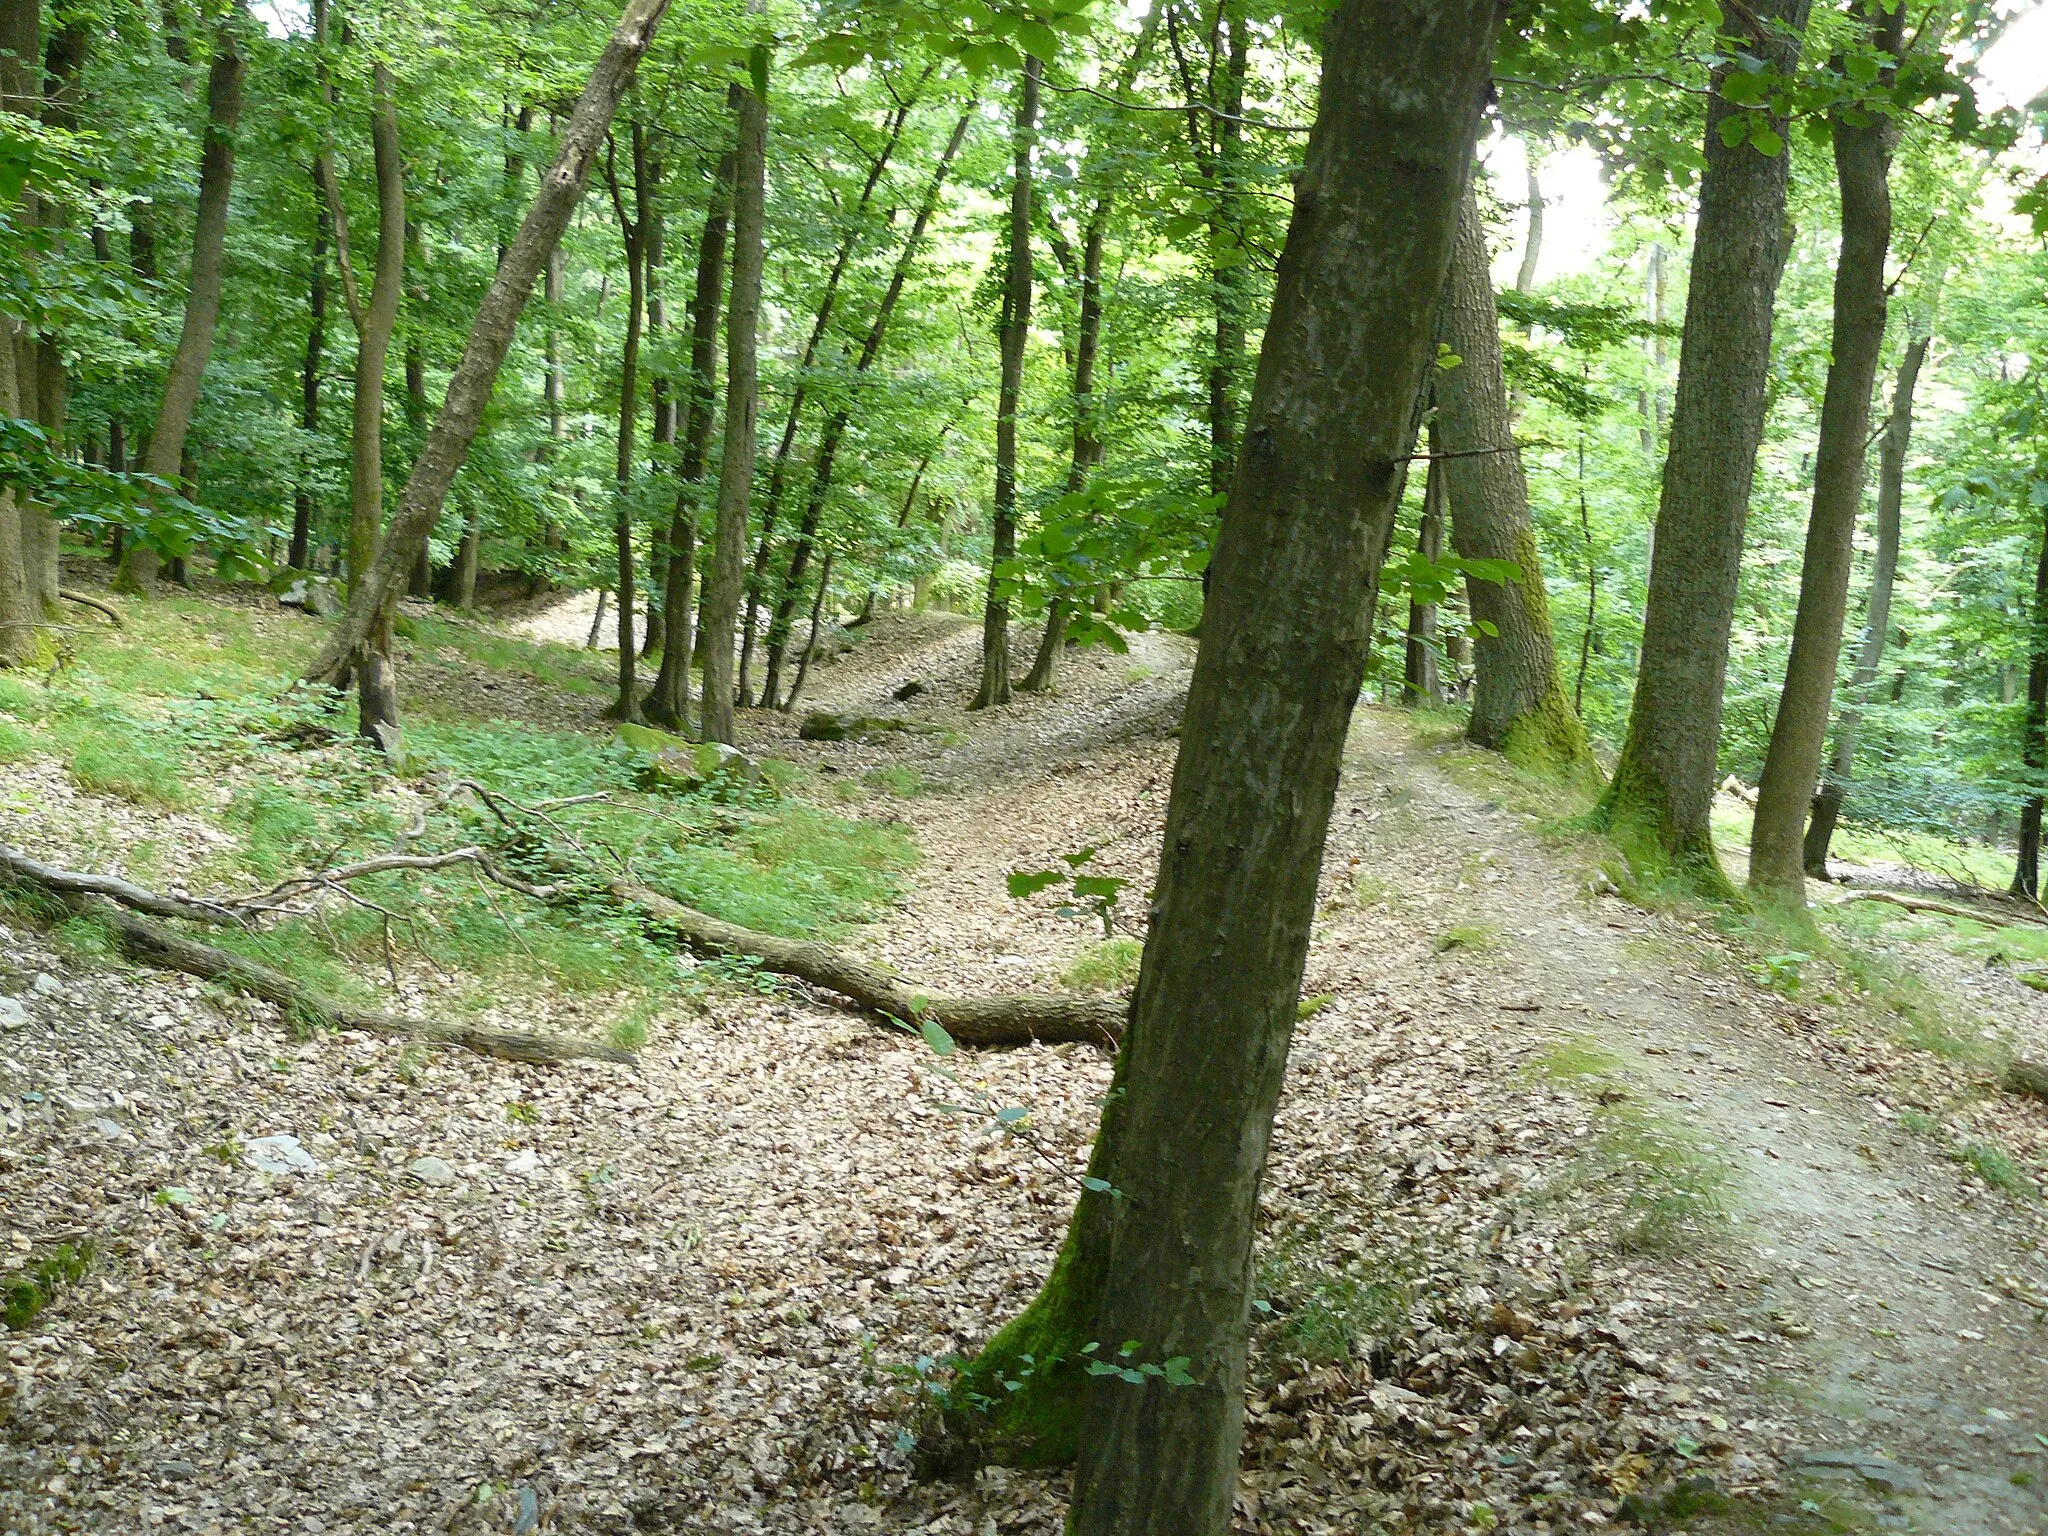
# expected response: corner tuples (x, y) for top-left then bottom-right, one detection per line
(1296, 993), (1333, 1021)
(1750, 950), (1812, 998)
(3, 1241), (94, 1330)
(504, 1101), (540, 1125)
(861, 764), (926, 797)
(66, 732), (191, 808)
(1009, 847), (1129, 938)
(1433, 922), (1497, 954)
(1063, 937), (1142, 992)
(1955, 1140), (2033, 1197)
(1896, 1107), (1941, 1135)
(0, 718), (41, 762)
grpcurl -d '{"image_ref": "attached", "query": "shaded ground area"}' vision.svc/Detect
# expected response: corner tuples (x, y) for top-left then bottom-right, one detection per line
(2, 597), (2044, 1534)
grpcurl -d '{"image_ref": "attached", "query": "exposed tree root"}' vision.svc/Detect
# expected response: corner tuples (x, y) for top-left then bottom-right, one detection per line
(612, 879), (1126, 1048)
(57, 589), (124, 627)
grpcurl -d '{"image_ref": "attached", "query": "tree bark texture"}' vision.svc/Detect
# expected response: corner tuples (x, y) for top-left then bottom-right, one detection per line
(972, 59), (1041, 711)
(1594, 0), (1811, 888)
(698, 78), (767, 746)
(1806, 329), (1926, 874)
(1436, 185), (1596, 784)
(122, 9), (245, 592)
(939, 8), (1500, 1528)
(302, 0), (675, 690)
(0, 0), (42, 663)
(757, 106), (974, 709)
(1750, 3), (1903, 906)
(645, 152), (732, 731)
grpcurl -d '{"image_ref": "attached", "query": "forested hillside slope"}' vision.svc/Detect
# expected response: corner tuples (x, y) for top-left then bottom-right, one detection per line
(2, 1), (2048, 1532)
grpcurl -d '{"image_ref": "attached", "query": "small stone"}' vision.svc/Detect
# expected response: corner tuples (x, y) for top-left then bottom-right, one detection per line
(406, 1155), (456, 1188)
(31, 973), (61, 997)
(0, 997), (25, 1030)
(1787, 1449), (1926, 1496)
(154, 1460), (198, 1483)
(503, 1149), (541, 1179)
(1686, 1043), (1712, 1058)
(246, 1133), (319, 1176)
(88, 1117), (135, 1143)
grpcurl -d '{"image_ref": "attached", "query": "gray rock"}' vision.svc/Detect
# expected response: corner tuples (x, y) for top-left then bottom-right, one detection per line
(1685, 1042), (1712, 1058)
(0, 996), (26, 1030)
(503, 1148), (542, 1180)
(406, 1154), (456, 1188)
(277, 577), (343, 619)
(31, 972), (61, 997)
(798, 711), (935, 743)
(88, 1117), (135, 1143)
(1787, 1449), (1926, 1496)
(154, 1460), (198, 1483)
(247, 1133), (320, 1176)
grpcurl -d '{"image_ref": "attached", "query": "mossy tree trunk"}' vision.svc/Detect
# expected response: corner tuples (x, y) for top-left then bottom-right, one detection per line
(1749, 0), (1904, 907)
(971, 58), (1041, 712)
(1436, 184), (1597, 787)
(2016, 514), (2048, 900)
(938, 7), (1500, 1527)
(603, 121), (650, 724)
(0, 0), (46, 662)
(1593, 0), (1811, 890)
(1805, 328), (1927, 874)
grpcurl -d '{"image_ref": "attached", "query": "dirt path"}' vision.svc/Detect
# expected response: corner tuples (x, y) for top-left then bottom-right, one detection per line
(4, 609), (2045, 1535)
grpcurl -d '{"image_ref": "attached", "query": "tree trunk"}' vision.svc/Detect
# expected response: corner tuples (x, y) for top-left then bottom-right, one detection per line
(936, 6), (1500, 1520)
(783, 547), (833, 712)
(291, 171), (329, 573)
(604, 123), (649, 723)
(1806, 328), (1927, 874)
(1516, 154), (1543, 294)
(325, 58), (406, 607)
(2016, 512), (2048, 901)
(758, 106), (974, 709)
(302, 0), (674, 691)
(971, 59), (1041, 712)
(1402, 438), (1446, 707)
(1749, 2), (1904, 907)
(1593, 0), (1811, 891)
(1022, 194), (1111, 696)
(698, 77), (767, 747)
(641, 155), (670, 661)
(645, 152), (733, 731)
(1206, 11), (1249, 503)
(121, 8), (245, 594)
(1436, 185), (1596, 782)
(737, 87), (923, 705)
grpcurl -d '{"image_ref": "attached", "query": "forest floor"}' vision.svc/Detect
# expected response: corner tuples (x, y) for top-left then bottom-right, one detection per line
(2, 589), (2046, 1536)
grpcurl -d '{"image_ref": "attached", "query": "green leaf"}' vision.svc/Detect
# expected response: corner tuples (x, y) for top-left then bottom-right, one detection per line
(748, 44), (771, 103)
(1007, 868), (1065, 898)
(1080, 1175), (1117, 1195)
(920, 1019), (956, 1057)
(1717, 114), (1751, 149)
(1749, 124), (1784, 158)
(996, 1106), (1029, 1123)
(1015, 20), (1060, 61)
(1060, 847), (1098, 868)
(1071, 875), (1127, 901)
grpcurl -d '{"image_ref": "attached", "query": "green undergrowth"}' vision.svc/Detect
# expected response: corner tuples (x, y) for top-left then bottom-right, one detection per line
(1530, 1039), (1733, 1254)
(1062, 937), (1142, 991)
(0, 593), (917, 1035)
(1252, 1215), (1416, 1370)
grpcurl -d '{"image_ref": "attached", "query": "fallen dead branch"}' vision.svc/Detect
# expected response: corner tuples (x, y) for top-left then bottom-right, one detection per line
(1833, 889), (2047, 929)
(83, 896), (636, 1067)
(613, 879), (1127, 1048)
(0, 842), (244, 925)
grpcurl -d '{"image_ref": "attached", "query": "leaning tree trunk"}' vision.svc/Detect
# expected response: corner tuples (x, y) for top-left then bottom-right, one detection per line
(737, 88), (921, 706)
(1206, 9), (1249, 503)
(644, 152), (733, 731)
(641, 152), (670, 661)
(1437, 184), (1597, 785)
(2016, 515), (2048, 900)
(757, 106), (973, 709)
(1402, 434), (1447, 707)
(1749, 0), (1904, 908)
(120, 9), (244, 593)
(1594, 0), (1811, 891)
(934, 7), (1500, 1527)
(1805, 327), (1927, 874)
(698, 76), (767, 747)
(971, 58), (1041, 712)
(302, 0), (675, 693)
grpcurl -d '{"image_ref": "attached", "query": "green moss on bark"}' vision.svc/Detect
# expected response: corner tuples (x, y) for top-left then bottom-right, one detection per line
(1496, 682), (1601, 796)
(1592, 751), (1737, 903)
